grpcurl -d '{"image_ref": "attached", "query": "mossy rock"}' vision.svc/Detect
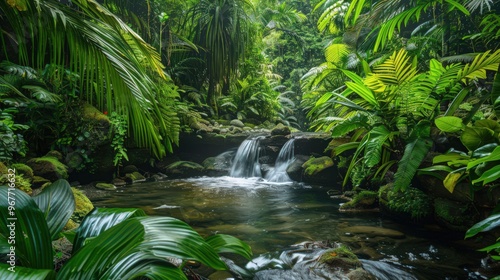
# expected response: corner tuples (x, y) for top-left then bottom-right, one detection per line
(271, 123), (291, 136)
(82, 103), (110, 124)
(163, 161), (204, 178)
(95, 182), (117, 191)
(0, 164), (33, 195)
(71, 187), (94, 223)
(46, 150), (63, 161)
(379, 184), (433, 222)
(32, 176), (51, 189)
(318, 246), (362, 271)
(0, 162), (8, 174)
(302, 156), (334, 176)
(434, 198), (479, 231)
(10, 163), (34, 181)
(124, 171), (146, 183)
(340, 191), (378, 211)
(27, 156), (68, 181)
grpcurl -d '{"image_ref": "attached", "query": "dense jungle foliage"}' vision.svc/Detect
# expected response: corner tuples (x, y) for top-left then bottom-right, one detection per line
(1, 0), (500, 279)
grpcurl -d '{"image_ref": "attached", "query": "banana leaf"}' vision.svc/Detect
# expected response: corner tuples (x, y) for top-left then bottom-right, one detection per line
(57, 216), (229, 279)
(0, 263), (55, 280)
(0, 187), (53, 269)
(32, 179), (75, 240)
(205, 234), (253, 260)
(72, 207), (146, 253)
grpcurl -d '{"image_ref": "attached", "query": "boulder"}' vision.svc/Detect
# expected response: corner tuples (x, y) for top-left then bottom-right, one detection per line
(95, 182), (117, 191)
(301, 156), (338, 185)
(70, 187), (94, 223)
(162, 161), (205, 178)
(230, 119), (245, 128)
(271, 123), (291, 136)
(286, 155), (310, 182)
(379, 184), (433, 223)
(27, 156), (68, 181)
(434, 198), (480, 231)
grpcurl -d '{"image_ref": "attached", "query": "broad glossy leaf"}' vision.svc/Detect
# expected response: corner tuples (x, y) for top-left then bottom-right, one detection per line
(0, 187), (53, 269)
(443, 171), (464, 193)
(205, 234), (253, 260)
(475, 119), (500, 134)
(72, 207), (146, 253)
(433, 153), (469, 164)
(0, 263), (55, 279)
(461, 126), (496, 151)
(435, 116), (463, 132)
(468, 146), (500, 170)
(492, 65), (500, 117)
(32, 179), (75, 240)
(466, 213), (500, 238)
(472, 143), (499, 158)
(472, 165), (500, 186)
(100, 252), (187, 280)
(58, 216), (227, 280)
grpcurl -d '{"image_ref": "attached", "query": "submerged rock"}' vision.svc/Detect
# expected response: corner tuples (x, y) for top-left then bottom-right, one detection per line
(162, 161), (205, 178)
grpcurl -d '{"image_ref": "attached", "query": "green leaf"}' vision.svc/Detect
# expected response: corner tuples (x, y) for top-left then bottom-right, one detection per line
(0, 187), (53, 269)
(73, 207), (146, 253)
(32, 179), (75, 240)
(432, 152), (469, 165)
(461, 126), (496, 151)
(466, 213), (500, 238)
(435, 116), (464, 132)
(492, 65), (500, 117)
(58, 216), (228, 280)
(205, 234), (253, 260)
(443, 171), (464, 193)
(475, 119), (500, 134)
(331, 114), (369, 137)
(468, 146), (500, 170)
(364, 125), (391, 168)
(0, 263), (55, 279)
(472, 143), (498, 158)
(394, 122), (432, 191)
(472, 165), (500, 185)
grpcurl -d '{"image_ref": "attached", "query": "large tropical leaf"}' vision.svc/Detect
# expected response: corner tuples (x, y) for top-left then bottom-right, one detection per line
(58, 216), (229, 279)
(492, 64), (500, 118)
(32, 179), (75, 240)
(0, 187), (53, 269)
(0, 263), (55, 280)
(394, 121), (433, 191)
(72, 207), (146, 253)
(465, 213), (500, 239)
(205, 234), (253, 260)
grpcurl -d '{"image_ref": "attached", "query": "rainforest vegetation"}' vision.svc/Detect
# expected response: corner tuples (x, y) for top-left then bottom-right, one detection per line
(1, 0), (500, 279)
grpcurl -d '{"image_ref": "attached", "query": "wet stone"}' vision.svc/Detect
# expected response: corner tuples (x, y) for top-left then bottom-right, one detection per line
(342, 226), (405, 239)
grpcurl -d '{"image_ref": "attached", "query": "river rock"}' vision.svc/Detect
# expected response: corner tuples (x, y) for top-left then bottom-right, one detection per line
(342, 226), (405, 239)
(230, 119), (245, 128)
(434, 198), (480, 231)
(95, 182), (116, 191)
(271, 123), (291, 136)
(27, 155), (69, 181)
(162, 161), (205, 178)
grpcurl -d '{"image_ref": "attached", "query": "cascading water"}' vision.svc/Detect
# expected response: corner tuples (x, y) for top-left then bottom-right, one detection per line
(230, 137), (263, 178)
(265, 138), (295, 182)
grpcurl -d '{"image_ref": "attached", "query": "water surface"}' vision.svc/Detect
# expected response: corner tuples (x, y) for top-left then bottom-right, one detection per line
(90, 176), (487, 279)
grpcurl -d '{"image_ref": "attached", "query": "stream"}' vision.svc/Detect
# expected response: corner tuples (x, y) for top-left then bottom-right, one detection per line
(90, 176), (489, 279)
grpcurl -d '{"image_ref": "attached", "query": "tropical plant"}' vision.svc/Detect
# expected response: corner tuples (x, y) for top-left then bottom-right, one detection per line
(308, 48), (500, 191)
(187, 0), (254, 111)
(0, 179), (253, 279)
(0, 0), (180, 158)
(465, 212), (500, 279)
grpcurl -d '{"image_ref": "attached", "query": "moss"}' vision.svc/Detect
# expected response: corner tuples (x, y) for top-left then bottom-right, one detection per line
(46, 150), (63, 161)
(302, 156), (334, 176)
(0, 164), (32, 195)
(340, 191), (378, 210)
(95, 182), (116, 190)
(318, 246), (361, 270)
(29, 156), (68, 179)
(82, 103), (109, 123)
(71, 187), (94, 223)
(15, 174), (32, 195)
(10, 163), (34, 181)
(380, 185), (432, 220)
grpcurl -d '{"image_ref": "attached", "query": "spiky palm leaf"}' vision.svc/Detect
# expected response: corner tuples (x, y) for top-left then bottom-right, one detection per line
(0, 0), (177, 158)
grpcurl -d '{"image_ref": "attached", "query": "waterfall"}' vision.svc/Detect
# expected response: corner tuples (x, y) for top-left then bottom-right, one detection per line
(230, 137), (262, 178)
(266, 138), (295, 182)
